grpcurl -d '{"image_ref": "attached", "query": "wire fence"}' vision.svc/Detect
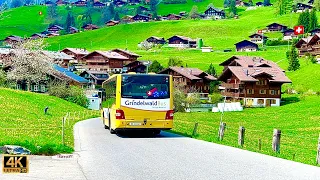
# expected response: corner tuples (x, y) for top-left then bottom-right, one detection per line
(174, 120), (320, 166)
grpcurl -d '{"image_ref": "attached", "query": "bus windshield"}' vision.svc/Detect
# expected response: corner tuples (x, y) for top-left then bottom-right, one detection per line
(121, 75), (170, 99)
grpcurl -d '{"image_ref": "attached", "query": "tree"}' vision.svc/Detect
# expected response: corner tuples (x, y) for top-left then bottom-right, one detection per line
(150, 0), (158, 15)
(297, 11), (310, 32)
(139, 41), (153, 50)
(206, 63), (217, 77)
(0, 69), (6, 87)
(309, 9), (318, 32)
(248, 0), (253, 6)
(315, 0), (320, 11)
(263, 0), (270, 6)
(114, 11), (120, 21)
(47, 2), (57, 19)
(229, 0), (237, 15)
(11, 0), (23, 8)
(276, 0), (293, 15)
(65, 11), (75, 33)
(101, 6), (112, 24)
(148, 60), (163, 73)
(286, 45), (300, 71)
(6, 39), (54, 91)
(224, 0), (230, 7)
(189, 5), (199, 19)
(167, 57), (183, 67)
(86, 0), (94, 8)
(109, 3), (115, 17)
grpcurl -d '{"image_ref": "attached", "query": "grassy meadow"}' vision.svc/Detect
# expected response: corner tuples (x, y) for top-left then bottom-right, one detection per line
(0, 88), (99, 155)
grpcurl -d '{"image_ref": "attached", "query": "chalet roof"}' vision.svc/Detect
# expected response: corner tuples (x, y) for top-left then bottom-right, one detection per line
(111, 48), (141, 57)
(282, 28), (294, 33)
(310, 28), (320, 33)
(73, 0), (86, 4)
(61, 48), (89, 55)
(69, 26), (79, 31)
(42, 51), (74, 60)
(54, 65), (89, 84)
(133, 14), (150, 18)
(4, 35), (23, 42)
(158, 67), (217, 81)
(295, 36), (312, 48)
(306, 33), (320, 45)
(166, 13), (182, 18)
(124, 60), (148, 67)
(266, 23), (287, 28)
(82, 24), (99, 29)
(93, 1), (106, 6)
(218, 56), (291, 83)
(48, 25), (64, 30)
(81, 70), (109, 80)
(234, 40), (258, 47)
(248, 33), (268, 39)
(296, 2), (313, 8)
(204, 7), (224, 13)
(106, 20), (120, 24)
(84, 51), (129, 60)
(168, 35), (196, 42)
(31, 33), (47, 38)
(148, 36), (165, 40)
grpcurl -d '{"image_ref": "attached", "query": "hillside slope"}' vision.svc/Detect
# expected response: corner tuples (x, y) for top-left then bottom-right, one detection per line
(0, 88), (96, 154)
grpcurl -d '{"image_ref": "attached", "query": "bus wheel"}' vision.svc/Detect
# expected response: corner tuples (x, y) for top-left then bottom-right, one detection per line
(153, 130), (161, 135)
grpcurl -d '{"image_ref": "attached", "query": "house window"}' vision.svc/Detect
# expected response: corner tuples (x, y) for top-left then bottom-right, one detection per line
(271, 99), (277, 104)
(259, 90), (266, 94)
(17, 84), (21, 90)
(41, 85), (46, 92)
(34, 85), (39, 92)
(256, 80), (267, 85)
(258, 99), (264, 104)
(247, 89), (254, 94)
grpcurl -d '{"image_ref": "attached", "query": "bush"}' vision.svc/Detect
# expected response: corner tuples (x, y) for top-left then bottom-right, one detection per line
(163, 0), (187, 4)
(266, 39), (290, 46)
(0, 70), (7, 87)
(48, 81), (89, 108)
(208, 93), (223, 104)
(173, 86), (187, 112)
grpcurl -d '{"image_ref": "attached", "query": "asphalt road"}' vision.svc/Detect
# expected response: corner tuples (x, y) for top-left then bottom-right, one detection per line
(74, 118), (320, 180)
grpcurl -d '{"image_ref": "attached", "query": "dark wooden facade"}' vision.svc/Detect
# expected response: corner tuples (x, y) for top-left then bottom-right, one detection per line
(235, 40), (258, 52)
(72, 0), (87, 6)
(167, 35), (196, 48)
(124, 61), (147, 73)
(133, 14), (150, 22)
(166, 14), (182, 20)
(47, 25), (64, 34)
(69, 26), (79, 34)
(266, 23), (287, 32)
(80, 70), (109, 85)
(146, 36), (166, 44)
(111, 49), (140, 65)
(295, 3), (313, 12)
(82, 24), (99, 31)
(204, 7), (225, 19)
(296, 34), (320, 56)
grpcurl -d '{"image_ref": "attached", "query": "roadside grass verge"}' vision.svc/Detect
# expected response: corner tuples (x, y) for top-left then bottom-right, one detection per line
(0, 88), (99, 155)
(171, 94), (320, 166)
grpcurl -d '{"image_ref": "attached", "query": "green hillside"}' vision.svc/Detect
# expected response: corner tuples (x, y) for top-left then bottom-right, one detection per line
(0, 88), (97, 154)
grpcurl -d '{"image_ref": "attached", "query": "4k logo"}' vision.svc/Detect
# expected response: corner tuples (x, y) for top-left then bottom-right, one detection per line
(2, 155), (29, 173)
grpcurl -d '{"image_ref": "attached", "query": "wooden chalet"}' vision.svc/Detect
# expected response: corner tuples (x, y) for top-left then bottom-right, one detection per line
(72, 0), (86, 6)
(30, 33), (47, 40)
(218, 56), (291, 107)
(42, 51), (74, 68)
(166, 14), (182, 20)
(311, 28), (320, 35)
(158, 67), (217, 98)
(128, 0), (141, 5)
(122, 15), (134, 23)
(82, 24), (99, 31)
(295, 34), (320, 56)
(80, 70), (109, 86)
(106, 20), (120, 26)
(47, 25), (64, 34)
(82, 51), (129, 73)
(308, 0), (314, 5)
(93, 1), (106, 7)
(295, 3), (313, 12)
(56, 0), (68, 5)
(146, 36), (166, 44)
(69, 26), (79, 34)
(266, 23), (287, 32)
(3, 35), (23, 45)
(282, 29), (297, 40)
(167, 35), (197, 48)
(124, 60), (147, 73)
(133, 14), (151, 22)
(111, 48), (141, 65)
(61, 48), (89, 63)
(248, 33), (268, 44)
(45, 1), (55, 6)
(204, 7), (225, 19)
(234, 40), (258, 52)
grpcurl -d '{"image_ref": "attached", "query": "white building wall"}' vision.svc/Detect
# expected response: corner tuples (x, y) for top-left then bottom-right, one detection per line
(245, 98), (280, 107)
(168, 44), (189, 48)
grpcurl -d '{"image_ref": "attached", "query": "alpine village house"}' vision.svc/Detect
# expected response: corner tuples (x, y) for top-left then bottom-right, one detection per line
(218, 56), (291, 107)
(295, 33), (320, 56)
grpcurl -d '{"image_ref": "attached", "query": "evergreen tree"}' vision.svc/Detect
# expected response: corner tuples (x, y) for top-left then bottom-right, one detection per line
(114, 11), (120, 21)
(189, 5), (199, 19)
(65, 11), (75, 33)
(101, 6), (112, 24)
(47, 2), (57, 19)
(286, 45), (300, 71)
(248, 0), (253, 6)
(206, 63), (217, 77)
(309, 9), (318, 32)
(150, 0), (158, 15)
(297, 11), (310, 32)
(109, 3), (115, 17)
(263, 0), (270, 6)
(224, 0), (230, 7)
(136, 6), (143, 14)
(168, 57), (183, 67)
(229, 0), (237, 15)
(149, 60), (163, 73)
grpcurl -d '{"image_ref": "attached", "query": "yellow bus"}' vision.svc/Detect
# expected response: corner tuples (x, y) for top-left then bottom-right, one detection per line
(101, 73), (174, 135)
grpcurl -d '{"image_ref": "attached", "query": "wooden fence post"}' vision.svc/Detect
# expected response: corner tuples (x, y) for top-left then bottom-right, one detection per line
(62, 117), (65, 145)
(272, 129), (281, 153)
(258, 138), (262, 151)
(316, 134), (320, 164)
(218, 122), (226, 141)
(192, 123), (198, 137)
(238, 126), (245, 147)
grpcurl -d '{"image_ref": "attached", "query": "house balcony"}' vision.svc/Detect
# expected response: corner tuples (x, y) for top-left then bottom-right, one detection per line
(220, 83), (243, 89)
(221, 91), (240, 98)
